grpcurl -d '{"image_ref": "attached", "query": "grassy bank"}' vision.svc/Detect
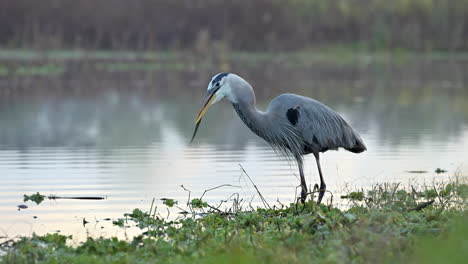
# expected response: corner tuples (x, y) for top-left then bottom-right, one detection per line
(1, 180), (467, 263)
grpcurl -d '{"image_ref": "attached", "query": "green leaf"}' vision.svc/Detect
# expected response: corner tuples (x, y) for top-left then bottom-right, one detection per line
(162, 198), (177, 207)
(190, 198), (208, 208)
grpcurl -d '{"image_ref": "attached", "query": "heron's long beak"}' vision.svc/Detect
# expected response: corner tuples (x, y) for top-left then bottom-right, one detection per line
(195, 91), (217, 124)
(190, 89), (218, 143)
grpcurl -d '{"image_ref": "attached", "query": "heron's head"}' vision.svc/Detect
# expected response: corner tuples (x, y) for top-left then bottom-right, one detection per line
(195, 72), (231, 122)
(190, 72), (254, 143)
(190, 72), (231, 142)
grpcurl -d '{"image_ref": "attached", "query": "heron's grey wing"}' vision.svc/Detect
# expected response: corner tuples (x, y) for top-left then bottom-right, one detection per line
(296, 97), (366, 153)
(269, 94), (366, 154)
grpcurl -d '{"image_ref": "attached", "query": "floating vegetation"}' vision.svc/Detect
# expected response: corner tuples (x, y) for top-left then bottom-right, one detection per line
(48, 196), (105, 200)
(23, 192), (45, 205)
(435, 168), (448, 174)
(406, 170), (428, 174)
(22, 193), (104, 206)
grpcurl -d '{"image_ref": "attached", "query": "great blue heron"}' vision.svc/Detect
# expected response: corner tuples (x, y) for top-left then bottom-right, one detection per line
(190, 73), (366, 205)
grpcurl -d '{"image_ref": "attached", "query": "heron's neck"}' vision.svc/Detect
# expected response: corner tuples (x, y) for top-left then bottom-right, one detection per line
(232, 100), (269, 140)
(231, 94), (303, 159)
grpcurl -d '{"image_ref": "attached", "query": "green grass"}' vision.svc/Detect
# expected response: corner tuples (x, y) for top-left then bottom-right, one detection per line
(1, 180), (467, 264)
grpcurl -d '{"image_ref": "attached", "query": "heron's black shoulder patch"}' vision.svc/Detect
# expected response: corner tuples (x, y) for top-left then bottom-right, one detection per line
(286, 107), (300, 126)
(211, 72), (229, 85)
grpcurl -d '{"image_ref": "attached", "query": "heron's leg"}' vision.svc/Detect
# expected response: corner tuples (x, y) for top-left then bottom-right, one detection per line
(313, 153), (326, 205)
(296, 156), (308, 203)
(296, 157), (307, 203)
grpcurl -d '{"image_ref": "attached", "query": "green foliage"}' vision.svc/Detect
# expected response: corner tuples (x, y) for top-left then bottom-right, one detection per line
(162, 198), (177, 208)
(456, 183), (468, 199)
(409, 213), (468, 264)
(112, 219), (125, 227)
(341, 191), (364, 201)
(23, 192), (46, 205)
(340, 182), (467, 212)
(190, 198), (208, 209)
(2, 181), (467, 264)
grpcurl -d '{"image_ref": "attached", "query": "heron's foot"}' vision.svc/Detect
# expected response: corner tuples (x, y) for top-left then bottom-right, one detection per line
(317, 182), (326, 205)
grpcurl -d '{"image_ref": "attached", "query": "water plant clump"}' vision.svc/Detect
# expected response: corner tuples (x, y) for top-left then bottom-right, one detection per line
(2, 181), (467, 263)
(23, 192), (46, 205)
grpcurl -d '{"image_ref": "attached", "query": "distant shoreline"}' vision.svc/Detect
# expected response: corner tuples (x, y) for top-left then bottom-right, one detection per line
(1, 48), (468, 62)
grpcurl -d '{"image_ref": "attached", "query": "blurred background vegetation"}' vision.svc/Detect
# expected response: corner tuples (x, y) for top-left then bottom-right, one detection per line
(1, 0), (467, 52)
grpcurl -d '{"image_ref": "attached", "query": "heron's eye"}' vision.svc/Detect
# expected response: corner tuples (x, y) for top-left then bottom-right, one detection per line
(216, 82), (220, 87)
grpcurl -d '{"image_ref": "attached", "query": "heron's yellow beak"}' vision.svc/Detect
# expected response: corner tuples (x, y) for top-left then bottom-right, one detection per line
(195, 92), (217, 124)
(190, 89), (218, 143)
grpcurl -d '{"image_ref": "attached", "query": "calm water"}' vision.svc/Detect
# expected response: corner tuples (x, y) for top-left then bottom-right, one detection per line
(0, 54), (467, 241)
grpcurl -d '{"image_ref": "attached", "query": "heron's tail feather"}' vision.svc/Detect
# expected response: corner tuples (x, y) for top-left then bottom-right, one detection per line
(346, 137), (367, 153)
